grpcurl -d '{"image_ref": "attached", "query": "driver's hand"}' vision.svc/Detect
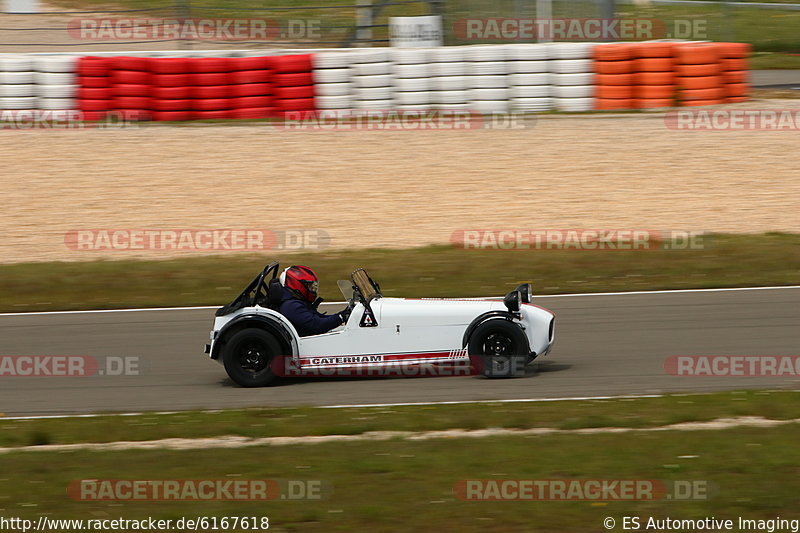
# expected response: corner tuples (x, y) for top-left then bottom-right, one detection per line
(339, 306), (352, 324)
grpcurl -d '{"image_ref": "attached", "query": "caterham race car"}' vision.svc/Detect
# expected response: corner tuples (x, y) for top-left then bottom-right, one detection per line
(204, 262), (555, 387)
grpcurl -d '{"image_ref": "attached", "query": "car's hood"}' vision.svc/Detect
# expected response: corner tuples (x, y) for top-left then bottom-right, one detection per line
(373, 297), (507, 327)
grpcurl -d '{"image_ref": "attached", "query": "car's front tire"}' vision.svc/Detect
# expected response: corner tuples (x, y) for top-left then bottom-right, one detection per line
(468, 319), (529, 378)
(222, 328), (281, 387)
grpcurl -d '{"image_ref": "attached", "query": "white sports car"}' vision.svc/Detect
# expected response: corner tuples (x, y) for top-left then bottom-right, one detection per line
(204, 262), (555, 387)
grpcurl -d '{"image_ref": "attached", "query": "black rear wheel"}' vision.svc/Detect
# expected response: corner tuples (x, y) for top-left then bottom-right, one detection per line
(222, 328), (281, 387)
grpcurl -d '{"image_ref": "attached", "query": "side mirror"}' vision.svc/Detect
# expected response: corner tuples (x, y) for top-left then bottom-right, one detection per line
(504, 290), (521, 313)
(514, 283), (532, 304)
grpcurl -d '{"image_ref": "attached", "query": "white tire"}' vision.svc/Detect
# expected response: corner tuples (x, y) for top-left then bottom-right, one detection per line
(37, 97), (76, 110)
(430, 62), (466, 77)
(0, 84), (35, 97)
(352, 49), (390, 63)
(549, 72), (594, 86)
(429, 46), (466, 62)
(469, 75), (507, 89)
(471, 99), (509, 114)
(505, 44), (549, 61)
(548, 42), (594, 60)
(508, 73), (548, 86)
(0, 55), (33, 72)
(396, 103), (432, 111)
(470, 61), (507, 75)
(0, 71), (35, 84)
(33, 55), (78, 73)
(435, 103), (471, 111)
(35, 71), (76, 85)
(314, 82), (351, 97)
(463, 45), (506, 61)
(468, 87), (508, 100)
(508, 60), (548, 74)
(354, 86), (393, 100)
(553, 85), (594, 98)
(353, 74), (393, 88)
(37, 84), (77, 98)
(551, 59), (593, 74)
(431, 76), (468, 91)
(313, 52), (351, 69)
(511, 97), (554, 112)
(554, 97), (594, 112)
(0, 96), (36, 109)
(510, 85), (550, 98)
(394, 77), (430, 92)
(354, 98), (394, 110)
(394, 63), (429, 78)
(313, 68), (350, 84)
(391, 48), (428, 64)
(433, 90), (468, 104)
(353, 61), (392, 76)
(396, 91), (431, 105)
(316, 95), (353, 109)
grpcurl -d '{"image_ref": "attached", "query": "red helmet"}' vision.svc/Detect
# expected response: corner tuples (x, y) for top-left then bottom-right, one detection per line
(281, 265), (319, 302)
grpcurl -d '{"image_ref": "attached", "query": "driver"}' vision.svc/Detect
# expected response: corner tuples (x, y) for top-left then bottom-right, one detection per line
(279, 265), (351, 337)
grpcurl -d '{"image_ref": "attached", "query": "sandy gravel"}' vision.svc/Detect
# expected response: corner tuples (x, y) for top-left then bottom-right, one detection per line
(2, 101), (799, 264)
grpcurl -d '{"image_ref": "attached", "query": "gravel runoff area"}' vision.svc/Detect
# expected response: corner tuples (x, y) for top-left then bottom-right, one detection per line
(2, 99), (800, 264)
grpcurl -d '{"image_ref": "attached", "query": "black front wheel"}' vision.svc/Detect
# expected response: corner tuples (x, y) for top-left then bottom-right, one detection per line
(468, 320), (530, 378)
(222, 328), (281, 387)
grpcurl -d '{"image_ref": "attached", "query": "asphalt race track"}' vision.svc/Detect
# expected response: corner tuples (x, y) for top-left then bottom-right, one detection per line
(0, 288), (798, 417)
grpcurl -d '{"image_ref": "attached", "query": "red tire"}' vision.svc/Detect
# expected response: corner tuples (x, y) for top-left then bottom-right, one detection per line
(151, 86), (191, 99)
(678, 75), (722, 90)
(191, 85), (230, 99)
(635, 85), (675, 99)
(191, 72), (230, 86)
(634, 71), (675, 85)
(151, 110), (193, 121)
(721, 58), (747, 71)
(723, 70), (748, 84)
(80, 110), (108, 121)
(112, 56), (149, 71)
(635, 57), (673, 72)
(720, 42), (752, 59)
(273, 72), (313, 87)
(594, 98), (636, 110)
(726, 96), (749, 103)
(151, 73), (191, 87)
(682, 99), (724, 107)
(272, 85), (314, 99)
(112, 96), (151, 109)
(271, 54), (313, 74)
(636, 98), (674, 109)
(725, 83), (749, 97)
(595, 85), (633, 99)
(676, 63), (720, 77)
(595, 73), (634, 85)
(192, 98), (230, 111)
(229, 56), (273, 71)
(151, 99), (193, 111)
(274, 97), (315, 111)
(229, 83), (271, 97)
(230, 96), (272, 109)
(681, 87), (725, 101)
(675, 44), (720, 65)
(116, 109), (152, 121)
(77, 56), (110, 77)
(635, 42), (675, 58)
(148, 57), (190, 74)
(230, 107), (272, 119)
(190, 57), (230, 73)
(113, 84), (150, 97)
(78, 99), (110, 111)
(594, 43), (636, 61)
(78, 87), (111, 100)
(594, 60), (634, 75)
(191, 109), (232, 120)
(78, 76), (110, 88)
(111, 70), (150, 85)
(231, 69), (271, 84)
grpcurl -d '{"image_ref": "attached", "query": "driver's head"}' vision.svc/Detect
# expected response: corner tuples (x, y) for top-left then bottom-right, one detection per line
(281, 265), (319, 303)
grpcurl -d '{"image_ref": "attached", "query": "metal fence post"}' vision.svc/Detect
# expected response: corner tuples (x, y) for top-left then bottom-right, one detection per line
(356, 0), (373, 46)
(536, 0), (552, 42)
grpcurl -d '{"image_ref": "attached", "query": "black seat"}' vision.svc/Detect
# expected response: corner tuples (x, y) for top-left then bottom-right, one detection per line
(267, 278), (283, 310)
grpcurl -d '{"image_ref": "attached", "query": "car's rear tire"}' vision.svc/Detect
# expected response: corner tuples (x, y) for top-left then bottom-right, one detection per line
(468, 319), (529, 378)
(222, 328), (280, 387)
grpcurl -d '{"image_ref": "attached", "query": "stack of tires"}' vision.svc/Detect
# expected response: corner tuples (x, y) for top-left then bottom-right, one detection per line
(313, 51), (353, 112)
(149, 57), (192, 121)
(0, 54), (35, 111)
(593, 43), (635, 110)
(33, 55), (77, 111)
(110, 56), (151, 120)
(76, 56), (112, 120)
(272, 54), (315, 118)
(721, 43), (750, 103)
(352, 49), (393, 110)
(550, 43), (594, 112)
(507, 44), (551, 112)
(466, 45), (509, 114)
(392, 48), (431, 111)
(189, 57), (231, 120)
(429, 46), (468, 111)
(675, 43), (724, 106)
(634, 42), (676, 109)
(228, 56), (273, 119)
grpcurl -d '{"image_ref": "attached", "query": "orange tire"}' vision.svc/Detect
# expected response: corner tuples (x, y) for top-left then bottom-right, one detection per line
(595, 73), (634, 85)
(596, 85), (634, 99)
(595, 60), (635, 75)
(721, 58), (747, 71)
(635, 85), (675, 99)
(634, 71), (675, 85)
(725, 83), (749, 97)
(679, 75), (722, 90)
(676, 63), (720, 77)
(681, 87), (725, 101)
(723, 70), (748, 84)
(635, 42), (675, 58)
(682, 99), (724, 107)
(635, 57), (673, 72)
(726, 96), (749, 103)
(636, 98), (674, 109)
(720, 42), (752, 58)
(595, 98), (637, 110)
(594, 43), (636, 61)
(675, 43), (720, 65)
